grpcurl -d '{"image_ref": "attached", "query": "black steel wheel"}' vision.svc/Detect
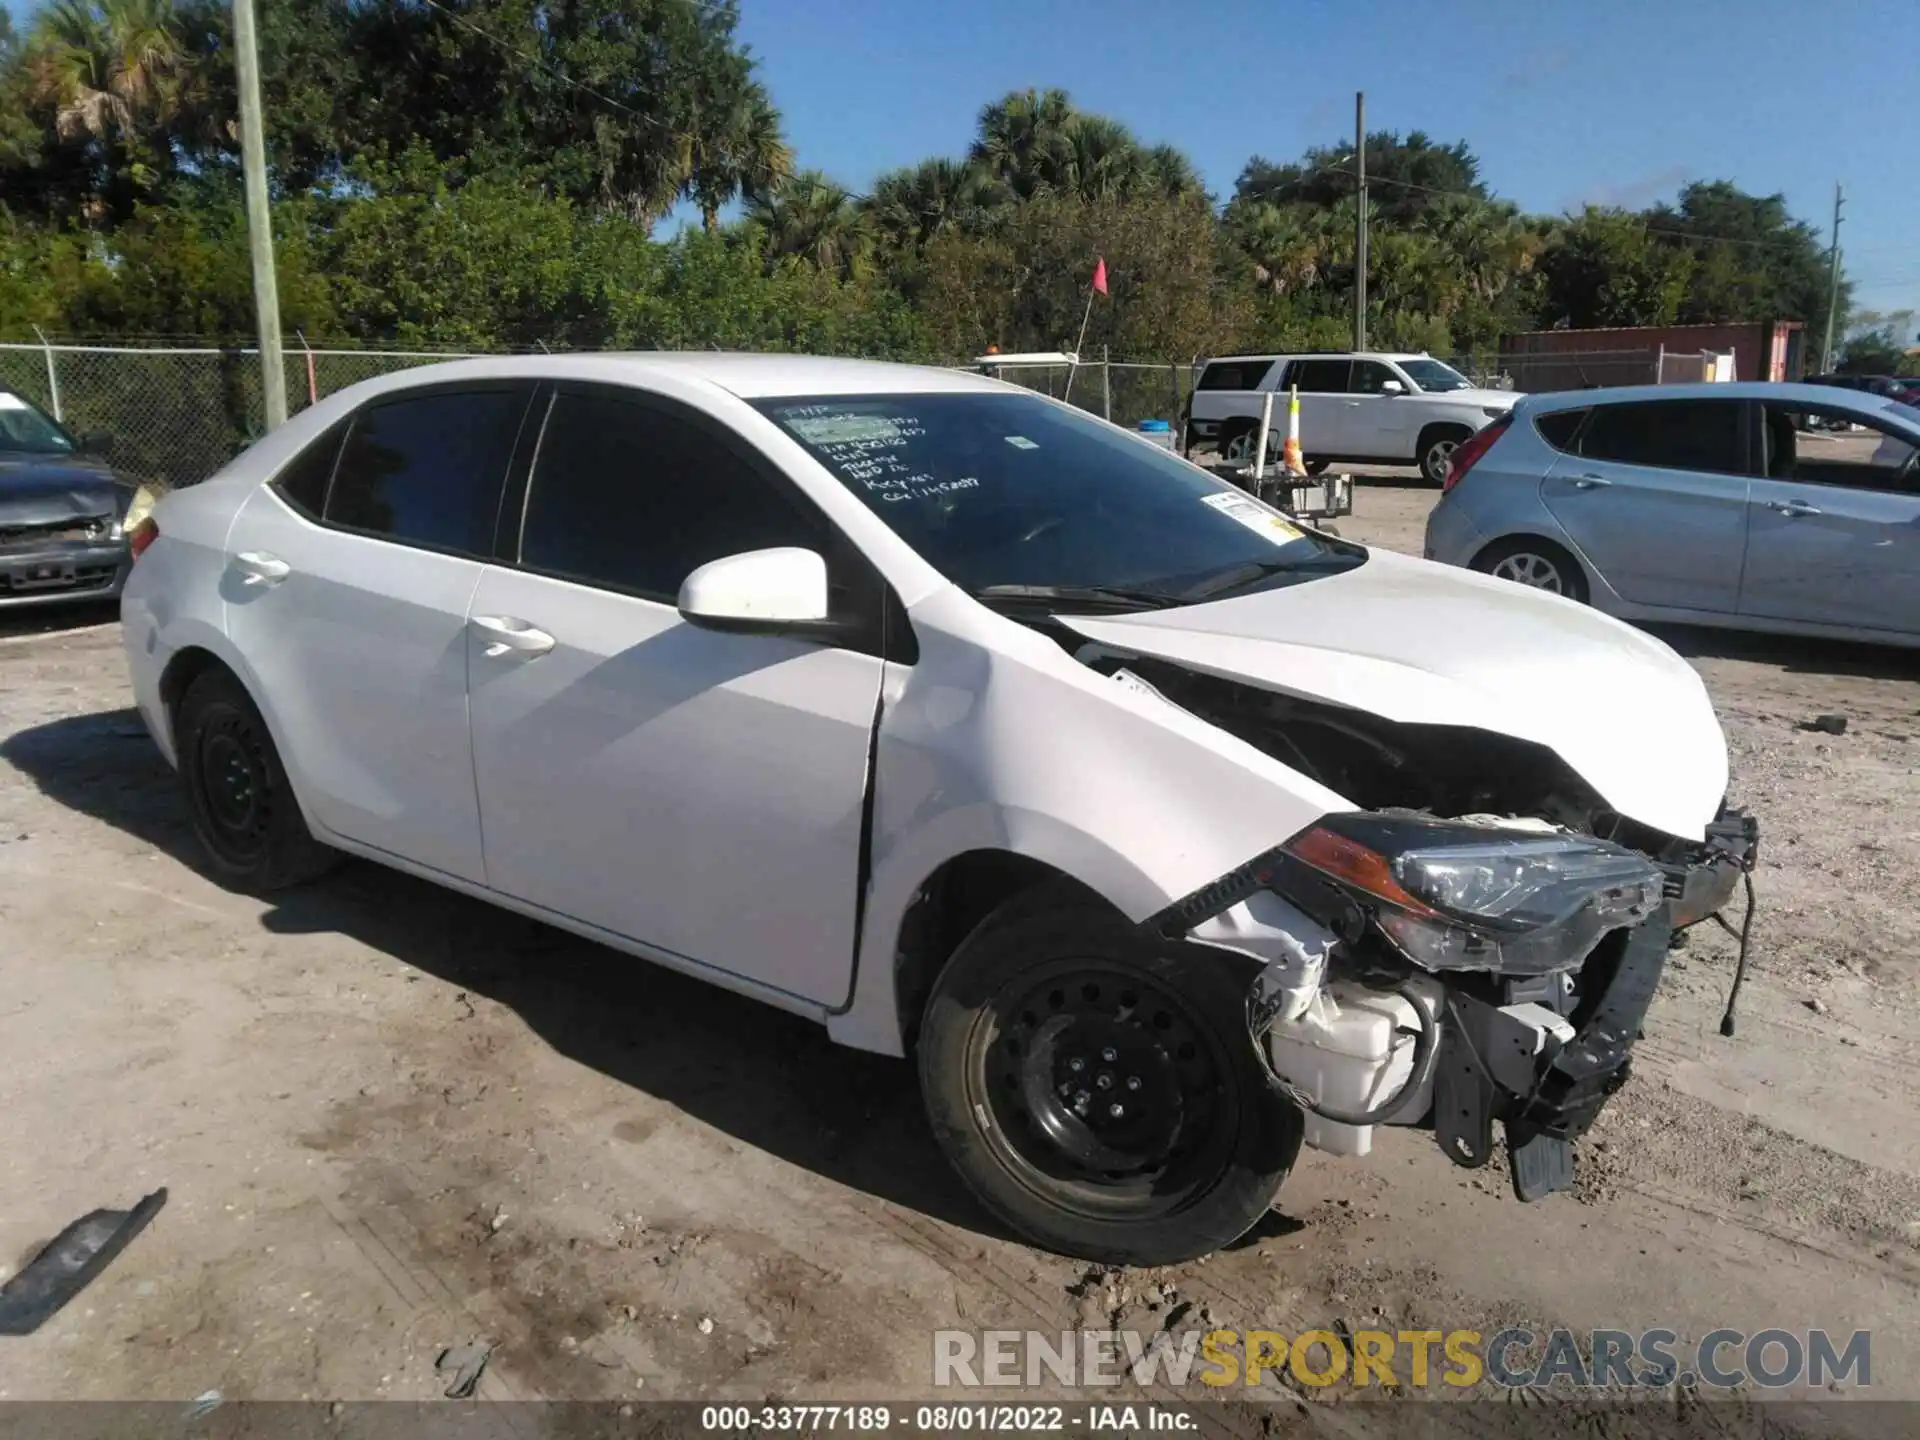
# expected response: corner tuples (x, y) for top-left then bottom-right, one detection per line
(175, 668), (336, 892)
(919, 882), (1303, 1264)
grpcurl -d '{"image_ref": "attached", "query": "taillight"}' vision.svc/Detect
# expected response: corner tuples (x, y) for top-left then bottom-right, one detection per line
(128, 516), (159, 561)
(1443, 413), (1512, 493)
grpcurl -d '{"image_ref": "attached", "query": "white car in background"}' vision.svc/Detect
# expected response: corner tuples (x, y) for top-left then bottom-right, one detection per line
(121, 354), (1752, 1264)
(1185, 352), (1521, 483)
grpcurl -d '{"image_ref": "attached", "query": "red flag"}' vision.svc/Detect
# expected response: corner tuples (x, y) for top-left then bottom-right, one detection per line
(1091, 257), (1109, 296)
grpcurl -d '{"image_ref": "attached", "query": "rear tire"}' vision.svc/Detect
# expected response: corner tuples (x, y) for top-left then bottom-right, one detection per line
(1417, 424), (1473, 485)
(175, 669), (337, 893)
(918, 883), (1304, 1265)
(1472, 536), (1590, 604)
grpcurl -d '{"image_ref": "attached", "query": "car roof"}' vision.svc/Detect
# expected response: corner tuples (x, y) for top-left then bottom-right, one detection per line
(1516, 380), (1920, 417)
(1201, 352), (1427, 364)
(348, 352), (1010, 401)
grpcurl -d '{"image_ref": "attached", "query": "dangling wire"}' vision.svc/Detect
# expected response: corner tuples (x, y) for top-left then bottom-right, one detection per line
(1714, 872), (1758, 1038)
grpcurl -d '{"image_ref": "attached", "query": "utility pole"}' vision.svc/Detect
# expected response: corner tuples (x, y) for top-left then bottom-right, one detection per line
(233, 0), (286, 430)
(1820, 182), (1844, 374)
(1353, 91), (1367, 353)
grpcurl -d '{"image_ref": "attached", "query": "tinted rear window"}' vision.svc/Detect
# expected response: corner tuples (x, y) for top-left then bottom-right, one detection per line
(1534, 409), (1586, 452)
(1578, 399), (1747, 475)
(326, 389), (529, 555)
(1288, 359), (1352, 393)
(1197, 360), (1276, 391)
(271, 424), (344, 517)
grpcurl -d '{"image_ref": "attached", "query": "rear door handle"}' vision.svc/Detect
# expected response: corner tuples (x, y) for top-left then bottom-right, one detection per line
(1572, 474), (1612, 490)
(470, 613), (556, 658)
(1770, 499), (1822, 517)
(233, 551), (290, 585)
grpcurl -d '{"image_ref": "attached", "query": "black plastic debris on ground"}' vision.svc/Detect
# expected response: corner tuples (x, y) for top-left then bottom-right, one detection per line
(436, 1341), (492, 1399)
(0, 1188), (167, 1336)
(1800, 713), (1849, 735)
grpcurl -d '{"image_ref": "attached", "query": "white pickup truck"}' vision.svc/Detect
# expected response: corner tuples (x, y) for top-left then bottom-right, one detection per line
(1186, 352), (1521, 484)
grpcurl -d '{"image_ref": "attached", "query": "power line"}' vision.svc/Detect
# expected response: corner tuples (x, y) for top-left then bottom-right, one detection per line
(416, 0), (683, 138)
(1270, 160), (1880, 261)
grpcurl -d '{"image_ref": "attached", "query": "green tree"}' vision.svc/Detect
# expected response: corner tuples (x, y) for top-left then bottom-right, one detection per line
(14, 0), (195, 223)
(1535, 207), (1696, 328)
(746, 169), (870, 279)
(1645, 181), (1843, 333)
(1236, 131), (1485, 224)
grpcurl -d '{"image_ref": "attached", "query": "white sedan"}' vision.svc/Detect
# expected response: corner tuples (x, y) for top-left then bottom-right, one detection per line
(121, 354), (1755, 1263)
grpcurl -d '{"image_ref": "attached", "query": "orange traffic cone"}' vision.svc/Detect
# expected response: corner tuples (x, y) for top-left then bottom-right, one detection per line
(1280, 385), (1308, 476)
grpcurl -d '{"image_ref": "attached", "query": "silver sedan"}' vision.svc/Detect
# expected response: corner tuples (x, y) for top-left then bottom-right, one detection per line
(1424, 381), (1920, 646)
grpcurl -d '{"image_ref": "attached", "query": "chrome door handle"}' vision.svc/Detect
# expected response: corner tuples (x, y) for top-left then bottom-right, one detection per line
(1771, 500), (1822, 517)
(234, 551), (290, 585)
(470, 614), (556, 658)
(1572, 474), (1612, 490)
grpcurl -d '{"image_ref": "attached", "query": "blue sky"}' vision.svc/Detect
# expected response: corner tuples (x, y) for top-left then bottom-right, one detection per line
(737, 0), (1919, 326)
(7, 0), (1914, 325)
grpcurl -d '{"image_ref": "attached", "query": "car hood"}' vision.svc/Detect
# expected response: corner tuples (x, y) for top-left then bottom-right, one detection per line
(0, 457), (126, 525)
(1425, 387), (1518, 409)
(1059, 548), (1727, 840)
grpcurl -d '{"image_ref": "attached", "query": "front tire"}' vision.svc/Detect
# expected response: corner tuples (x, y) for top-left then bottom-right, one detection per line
(175, 669), (337, 893)
(918, 884), (1304, 1265)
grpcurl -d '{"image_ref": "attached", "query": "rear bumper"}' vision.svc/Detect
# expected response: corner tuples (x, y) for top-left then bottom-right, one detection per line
(0, 541), (130, 609)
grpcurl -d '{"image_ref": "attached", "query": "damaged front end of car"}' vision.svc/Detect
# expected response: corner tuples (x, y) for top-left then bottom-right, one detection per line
(1101, 654), (1760, 1203)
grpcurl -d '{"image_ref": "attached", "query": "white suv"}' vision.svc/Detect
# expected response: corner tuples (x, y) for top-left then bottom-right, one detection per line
(1186, 353), (1521, 484)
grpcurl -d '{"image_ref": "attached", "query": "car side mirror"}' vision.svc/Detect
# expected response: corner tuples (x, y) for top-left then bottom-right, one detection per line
(677, 547), (832, 634)
(78, 430), (116, 456)
(1379, 380), (1405, 395)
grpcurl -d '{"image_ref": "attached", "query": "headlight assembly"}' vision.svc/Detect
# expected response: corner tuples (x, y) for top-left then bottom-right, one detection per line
(115, 485), (157, 542)
(1284, 813), (1664, 974)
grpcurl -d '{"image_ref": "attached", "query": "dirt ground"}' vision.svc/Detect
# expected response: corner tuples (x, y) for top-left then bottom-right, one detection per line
(2, 478), (1918, 1430)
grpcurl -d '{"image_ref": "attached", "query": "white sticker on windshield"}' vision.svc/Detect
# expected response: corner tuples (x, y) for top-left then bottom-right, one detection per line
(0, 394), (28, 411)
(1004, 435), (1039, 450)
(1201, 490), (1302, 546)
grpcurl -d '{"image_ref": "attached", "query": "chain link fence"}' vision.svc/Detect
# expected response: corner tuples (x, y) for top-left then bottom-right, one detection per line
(0, 338), (1690, 494)
(2, 341), (1206, 491)
(0, 341), (486, 492)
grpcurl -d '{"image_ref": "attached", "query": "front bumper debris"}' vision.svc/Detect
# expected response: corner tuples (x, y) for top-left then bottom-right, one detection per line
(1434, 909), (1671, 1200)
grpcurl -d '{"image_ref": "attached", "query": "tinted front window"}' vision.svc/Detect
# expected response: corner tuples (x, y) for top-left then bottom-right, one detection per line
(521, 391), (827, 598)
(327, 389), (528, 553)
(1288, 360), (1351, 393)
(0, 391), (76, 455)
(1762, 403), (1920, 491)
(1397, 358), (1473, 393)
(1350, 361), (1401, 394)
(1579, 400), (1746, 475)
(753, 392), (1360, 597)
(1197, 360), (1275, 391)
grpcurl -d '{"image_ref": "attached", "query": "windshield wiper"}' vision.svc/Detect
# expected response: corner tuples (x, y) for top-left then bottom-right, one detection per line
(973, 582), (1186, 610)
(1177, 559), (1304, 602)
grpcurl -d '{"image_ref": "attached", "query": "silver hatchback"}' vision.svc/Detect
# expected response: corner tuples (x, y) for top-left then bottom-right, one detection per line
(1424, 381), (1920, 646)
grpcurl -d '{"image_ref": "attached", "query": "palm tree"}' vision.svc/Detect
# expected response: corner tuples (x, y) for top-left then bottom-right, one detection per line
(24, 0), (188, 147)
(969, 87), (1074, 200)
(748, 169), (869, 279)
(864, 156), (1006, 250)
(1141, 143), (1204, 202)
(1236, 203), (1328, 295)
(687, 84), (794, 231)
(1416, 195), (1539, 304)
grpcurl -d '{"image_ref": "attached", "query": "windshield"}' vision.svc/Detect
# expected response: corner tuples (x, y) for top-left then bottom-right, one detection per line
(0, 391), (77, 455)
(754, 391), (1362, 602)
(1396, 358), (1474, 393)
